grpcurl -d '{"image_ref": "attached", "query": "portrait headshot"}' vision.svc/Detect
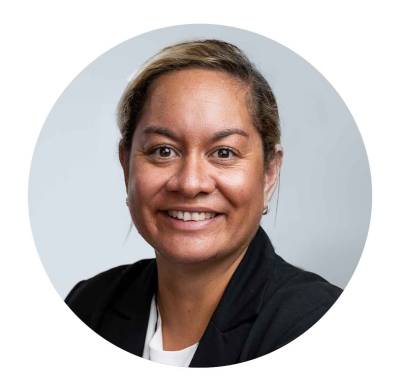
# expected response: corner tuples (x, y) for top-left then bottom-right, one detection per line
(28, 24), (372, 367)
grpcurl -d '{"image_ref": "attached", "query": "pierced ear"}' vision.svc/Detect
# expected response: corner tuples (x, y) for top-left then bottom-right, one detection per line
(119, 144), (130, 191)
(263, 146), (283, 205)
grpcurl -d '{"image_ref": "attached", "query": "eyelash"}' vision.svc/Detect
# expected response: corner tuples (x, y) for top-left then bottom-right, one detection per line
(148, 145), (178, 159)
(147, 145), (239, 161)
(211, 147), (238, 159)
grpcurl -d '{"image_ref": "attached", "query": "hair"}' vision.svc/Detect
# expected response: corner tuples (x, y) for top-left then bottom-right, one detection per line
(117, 39), (281, 167)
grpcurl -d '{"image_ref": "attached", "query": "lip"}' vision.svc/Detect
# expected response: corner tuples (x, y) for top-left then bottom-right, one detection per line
(159, 210), (224, 231)
(160, 206), (222, 213)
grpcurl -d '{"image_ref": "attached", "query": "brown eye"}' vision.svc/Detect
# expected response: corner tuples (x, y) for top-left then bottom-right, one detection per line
(158, 146), (172, 157)
(213, 148), (236, 159)
(150, 145), (178, 159)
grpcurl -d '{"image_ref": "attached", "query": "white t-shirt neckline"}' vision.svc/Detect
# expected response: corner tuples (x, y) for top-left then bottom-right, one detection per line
(142, 296), (198, 367)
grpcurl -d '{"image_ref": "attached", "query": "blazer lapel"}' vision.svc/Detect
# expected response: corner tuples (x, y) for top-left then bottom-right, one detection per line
(189, 321), (253, 367)
(190, 227), (275, 367)
(96, 259), (157, 357)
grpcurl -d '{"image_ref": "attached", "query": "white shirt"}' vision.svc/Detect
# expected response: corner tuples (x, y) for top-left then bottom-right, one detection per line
(142, 296), (198, 367)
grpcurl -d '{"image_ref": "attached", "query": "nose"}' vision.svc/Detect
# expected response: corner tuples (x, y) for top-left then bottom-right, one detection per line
(165, 154), (216, 198)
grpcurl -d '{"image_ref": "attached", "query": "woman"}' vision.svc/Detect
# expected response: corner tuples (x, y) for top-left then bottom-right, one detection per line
(66, 39), (342, 367)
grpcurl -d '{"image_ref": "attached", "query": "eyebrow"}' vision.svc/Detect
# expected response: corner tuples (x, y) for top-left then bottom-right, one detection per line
(141, 126), (249, 142)
(211, 128), (249, 142)
(142, 126), (180, 141)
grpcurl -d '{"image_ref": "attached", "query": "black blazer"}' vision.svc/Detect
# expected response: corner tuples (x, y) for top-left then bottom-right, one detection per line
(66, 227), (342, 367)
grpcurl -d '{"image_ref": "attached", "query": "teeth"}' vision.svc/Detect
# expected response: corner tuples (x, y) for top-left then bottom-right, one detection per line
(167, 210), (217, 221)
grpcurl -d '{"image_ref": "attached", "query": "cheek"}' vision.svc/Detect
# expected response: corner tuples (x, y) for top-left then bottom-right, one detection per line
(127, 171), (159, 237)
(129, 174), (150, 199)
(127, 165), (159, 223)
(129, 160), (161, 198)
(216, 168), (265, 209)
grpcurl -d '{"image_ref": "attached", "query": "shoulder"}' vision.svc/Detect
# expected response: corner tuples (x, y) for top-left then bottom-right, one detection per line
(269, 254), (342, 307)
(249, 254), (342, 356)
(65, 259), (155, 326)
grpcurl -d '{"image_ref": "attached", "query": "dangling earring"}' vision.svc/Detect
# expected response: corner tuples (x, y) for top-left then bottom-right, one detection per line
(125, 197), (129, 206)
(262, 205), (269, 215)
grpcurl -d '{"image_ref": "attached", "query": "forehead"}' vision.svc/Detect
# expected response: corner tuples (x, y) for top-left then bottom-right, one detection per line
(136, 68), (257, 139)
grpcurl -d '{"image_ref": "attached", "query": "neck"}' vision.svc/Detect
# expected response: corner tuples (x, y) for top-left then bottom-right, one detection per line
(155, 246), (248, 351)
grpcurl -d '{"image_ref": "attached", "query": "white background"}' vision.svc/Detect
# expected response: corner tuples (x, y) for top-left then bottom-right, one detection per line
(1, 1), (399, 391)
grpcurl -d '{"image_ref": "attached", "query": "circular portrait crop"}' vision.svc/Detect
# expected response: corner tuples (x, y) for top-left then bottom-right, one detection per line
(28, 24), (372, 367)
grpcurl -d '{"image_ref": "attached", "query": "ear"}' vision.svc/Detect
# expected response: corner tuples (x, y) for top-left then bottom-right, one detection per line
(263, 145), (283, 207)
(119, 144), (130, 192)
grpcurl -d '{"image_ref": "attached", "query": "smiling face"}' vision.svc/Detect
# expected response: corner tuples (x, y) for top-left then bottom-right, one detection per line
(121, 68), (279, 265)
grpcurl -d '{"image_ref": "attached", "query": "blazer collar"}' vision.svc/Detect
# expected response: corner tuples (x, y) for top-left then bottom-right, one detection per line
(104, 226), (275, 366)
(99, 260), (157, 357)
(209, 227), (275, 331)
(190, 226), (275, 366)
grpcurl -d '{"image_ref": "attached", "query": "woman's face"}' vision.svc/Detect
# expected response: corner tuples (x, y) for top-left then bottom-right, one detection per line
(122, 68), (279, 265)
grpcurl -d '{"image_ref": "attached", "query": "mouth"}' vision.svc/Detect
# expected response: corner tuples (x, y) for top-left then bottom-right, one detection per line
(159, 209), (223, 230)
(166, 210), (220, 222)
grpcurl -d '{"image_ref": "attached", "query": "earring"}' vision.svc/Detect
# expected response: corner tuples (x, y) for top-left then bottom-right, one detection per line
(125, 197), (129, 206)
(262, 205), (269, 215)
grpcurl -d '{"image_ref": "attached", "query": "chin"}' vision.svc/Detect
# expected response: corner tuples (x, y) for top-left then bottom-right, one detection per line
(160, 250), (216, 264)
(156, 242), (225, 265)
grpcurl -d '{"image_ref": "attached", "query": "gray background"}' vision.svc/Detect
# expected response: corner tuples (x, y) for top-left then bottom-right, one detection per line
(28, 24), (371, 298)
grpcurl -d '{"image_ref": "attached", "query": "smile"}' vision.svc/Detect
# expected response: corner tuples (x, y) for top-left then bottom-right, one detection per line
(167, 210), (217, 221)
